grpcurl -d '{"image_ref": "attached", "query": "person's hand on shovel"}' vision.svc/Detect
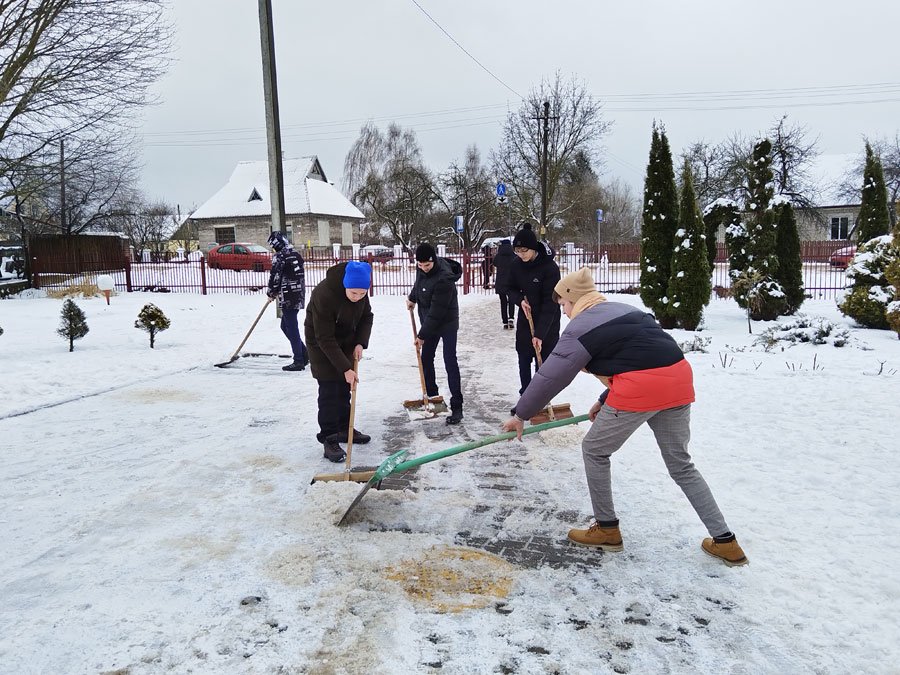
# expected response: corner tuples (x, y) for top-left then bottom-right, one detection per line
(520, 298), (532, 318)
(501, 416), (525, 440)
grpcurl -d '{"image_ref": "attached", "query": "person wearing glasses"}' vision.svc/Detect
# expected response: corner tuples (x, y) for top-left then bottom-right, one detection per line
(507, 222), (561, 394)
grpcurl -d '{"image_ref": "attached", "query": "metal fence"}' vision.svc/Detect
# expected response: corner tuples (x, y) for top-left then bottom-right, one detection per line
(30, 241), (853, 300)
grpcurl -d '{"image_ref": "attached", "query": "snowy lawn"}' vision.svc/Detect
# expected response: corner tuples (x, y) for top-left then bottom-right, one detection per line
(1, 289), (898, 674)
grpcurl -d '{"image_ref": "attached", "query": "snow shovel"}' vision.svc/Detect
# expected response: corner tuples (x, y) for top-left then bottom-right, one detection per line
(338, 413), (589, 525)
(214, 296), (274, 367)
(312, 357), (374, 483)
(524, 308), (573, 425)
(402, 306), (448, 420)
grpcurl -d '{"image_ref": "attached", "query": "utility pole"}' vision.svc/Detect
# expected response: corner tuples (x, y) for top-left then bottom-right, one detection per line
(258, 0), (286, 234)
(540, 101), (549, 237)
(59, 139), (66, 233)
(531, 101), (558, 238)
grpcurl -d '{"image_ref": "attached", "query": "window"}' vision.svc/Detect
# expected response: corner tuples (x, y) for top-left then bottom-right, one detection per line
(218, 244), (233, 254)
(248, 188), (262, 202)
(341, 222), (353, 245)
(317, 219), (330, 246)
(234, 245), (248, 254)
(214, 227), (235, 244)
(830, 217), (849, 240)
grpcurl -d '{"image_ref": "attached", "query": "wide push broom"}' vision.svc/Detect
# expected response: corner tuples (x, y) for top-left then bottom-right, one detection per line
(214, 296), (274, 367)
(402, 307), (448, 420)
(337, 414), (589, 525)
(311, 357), (375, 483)
(524, 309), (573, 425)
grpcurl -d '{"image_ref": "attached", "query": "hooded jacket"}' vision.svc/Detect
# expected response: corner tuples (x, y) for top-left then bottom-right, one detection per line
(492, 240), (516, 295)
(507, 244), (561, 345)
(267, 247), (305, 309)
(407, 257), (463, 338)
(304, 263), (374, 380)
(512, 301), (695, 419)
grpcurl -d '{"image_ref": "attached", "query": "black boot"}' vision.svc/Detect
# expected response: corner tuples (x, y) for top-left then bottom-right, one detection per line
(282, 360), (306, 371)
(323, 439), (345, 463)
(327, 429), (371, 445)
(446, 409), (463, 425)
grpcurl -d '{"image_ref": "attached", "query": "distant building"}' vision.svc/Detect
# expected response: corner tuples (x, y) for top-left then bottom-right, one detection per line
(189, 157), (364, 249)
(795, 153), (860, 241)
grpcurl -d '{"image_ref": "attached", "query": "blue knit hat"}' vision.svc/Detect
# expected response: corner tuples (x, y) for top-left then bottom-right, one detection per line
(342, 261), (371, 289)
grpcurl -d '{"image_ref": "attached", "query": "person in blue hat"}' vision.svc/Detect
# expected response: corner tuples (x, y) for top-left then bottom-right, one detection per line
(304, 261), (374, 462)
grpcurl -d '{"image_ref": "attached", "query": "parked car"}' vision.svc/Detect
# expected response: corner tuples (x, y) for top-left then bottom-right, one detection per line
(206, 243), (272, 272)
(828, 245), (857, 269)
(359, 245), (394, 263)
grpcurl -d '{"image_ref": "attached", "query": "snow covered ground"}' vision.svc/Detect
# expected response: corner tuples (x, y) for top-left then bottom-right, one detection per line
(1, 288), (898, 674)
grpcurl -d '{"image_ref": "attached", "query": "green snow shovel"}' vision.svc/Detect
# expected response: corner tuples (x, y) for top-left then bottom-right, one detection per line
(337, 413), (588, 526)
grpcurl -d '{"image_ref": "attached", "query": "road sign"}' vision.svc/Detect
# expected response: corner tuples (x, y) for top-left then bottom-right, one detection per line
(496, 182), (507, 197)
(496, 195), (508, 205)
(596, 208), (604, 222)
(454, 215), (464, 232)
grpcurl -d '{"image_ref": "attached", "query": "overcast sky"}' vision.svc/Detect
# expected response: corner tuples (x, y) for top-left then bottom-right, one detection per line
(140, 0), (900, 213)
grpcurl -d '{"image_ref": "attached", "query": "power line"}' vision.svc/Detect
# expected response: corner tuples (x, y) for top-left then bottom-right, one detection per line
(141, 82), (900, 146)
(408, 0), (522, 100)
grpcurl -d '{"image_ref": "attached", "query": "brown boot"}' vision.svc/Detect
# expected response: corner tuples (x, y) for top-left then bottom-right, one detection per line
(701, 534), (748, 567)
(567, 521), (624, 552)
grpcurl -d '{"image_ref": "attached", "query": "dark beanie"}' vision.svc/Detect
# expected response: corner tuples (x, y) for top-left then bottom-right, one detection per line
(342, 261), (371, 289)
(512, 222), (540, 251)
(415, 243), (436, 262)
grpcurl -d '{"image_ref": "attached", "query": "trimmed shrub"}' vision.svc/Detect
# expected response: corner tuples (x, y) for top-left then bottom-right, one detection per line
(57, 299), (89, 352)
(135, 303), (171, 349)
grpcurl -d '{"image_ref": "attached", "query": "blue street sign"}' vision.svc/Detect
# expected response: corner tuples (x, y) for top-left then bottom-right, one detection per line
(454, 215), (464, 232)
(596, 208), (604, 223)
(496, 182), (507, 197)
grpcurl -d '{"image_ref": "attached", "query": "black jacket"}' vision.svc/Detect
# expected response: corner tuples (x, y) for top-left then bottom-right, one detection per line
(507, 246), (561, 343)
(407, 257), (462, 339)
(492, 241), (515, 294)
(267, 247), (305, 309)
(304, 263), (374, 381)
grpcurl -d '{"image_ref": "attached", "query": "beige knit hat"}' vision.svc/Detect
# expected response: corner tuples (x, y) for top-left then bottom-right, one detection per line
(554, 266), (597, 303)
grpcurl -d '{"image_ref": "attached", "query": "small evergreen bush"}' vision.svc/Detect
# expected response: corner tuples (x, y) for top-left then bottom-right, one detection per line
(837, 234), (898, 329)
(57, 299), (89, 352)
(753, 314), (852, 350)
(135, 303), (171, 348)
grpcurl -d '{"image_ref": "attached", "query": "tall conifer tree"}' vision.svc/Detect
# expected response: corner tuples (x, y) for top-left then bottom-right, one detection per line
(668, 159), (711, 330)
(774, 201), (805, 314)
(640, 122), (679, 327)
(856, 142), (891, 243)
(742, 139), (786, 321)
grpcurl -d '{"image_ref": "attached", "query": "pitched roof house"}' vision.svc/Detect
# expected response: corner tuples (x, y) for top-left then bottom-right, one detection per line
(189, 157), (364, 249)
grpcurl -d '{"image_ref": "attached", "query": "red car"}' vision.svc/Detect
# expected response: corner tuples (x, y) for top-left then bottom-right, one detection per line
(206, 243), (273, 272)
(828, 245), (857, 269)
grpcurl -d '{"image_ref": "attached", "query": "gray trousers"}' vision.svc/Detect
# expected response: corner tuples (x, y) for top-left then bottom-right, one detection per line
(581, 403), (730, 537)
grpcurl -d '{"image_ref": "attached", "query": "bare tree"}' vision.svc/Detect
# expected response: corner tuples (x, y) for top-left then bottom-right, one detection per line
(343, 122), (436, 251)
(681, 140), (731, 209)
(769, 115), (820, 209)
(109, 195), (172, 260)
(431, 145), (499, 249)
(12, 130), (139, 235)
(490, 72), (610, 239)
(684, 116), (820, 211)
(0, 0), (171, 192)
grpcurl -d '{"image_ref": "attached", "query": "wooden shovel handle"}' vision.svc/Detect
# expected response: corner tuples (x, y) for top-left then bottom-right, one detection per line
(409, 307), (429, 404)
(524, 307), (554, 420)
(344, 356), (359, 479)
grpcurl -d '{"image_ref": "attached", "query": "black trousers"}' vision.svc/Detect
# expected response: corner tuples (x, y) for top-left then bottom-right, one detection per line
(515, 319), (559, 394)
(420, 328), (463, 412)
(316, 379), (350, 443)
(498, 293), (515, 324)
